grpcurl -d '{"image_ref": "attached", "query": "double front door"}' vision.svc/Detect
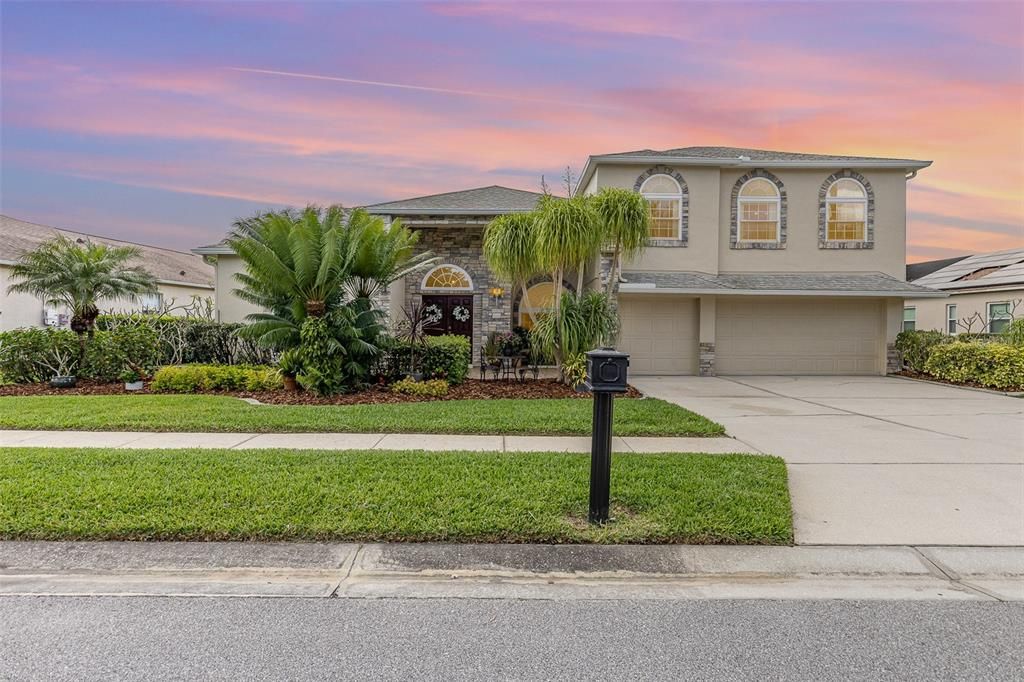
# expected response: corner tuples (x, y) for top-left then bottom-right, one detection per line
(422, 295), (473, 340)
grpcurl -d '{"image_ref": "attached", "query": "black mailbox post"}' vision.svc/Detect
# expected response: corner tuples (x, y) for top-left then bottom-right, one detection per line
(582, 347), (629, 523)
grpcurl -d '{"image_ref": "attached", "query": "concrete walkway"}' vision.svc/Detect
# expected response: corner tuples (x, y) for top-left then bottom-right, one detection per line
(0, 429), (753, 454)
(1, 541), (1020, 601)
(633, 375), (1024, 547)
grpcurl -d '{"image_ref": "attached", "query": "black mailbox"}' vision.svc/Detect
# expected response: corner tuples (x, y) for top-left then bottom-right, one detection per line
(584, 347), (629, 393)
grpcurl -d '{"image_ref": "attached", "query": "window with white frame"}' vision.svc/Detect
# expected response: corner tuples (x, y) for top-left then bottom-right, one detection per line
(903, 306), (916, 332)
(825, 178), (868, 241)
(639, 174), (682, 239)
(987, 302), (1012, 333)
(140, 292), (163, 313)
(946, 304), (958, 335)
(737, 178), (781, 242)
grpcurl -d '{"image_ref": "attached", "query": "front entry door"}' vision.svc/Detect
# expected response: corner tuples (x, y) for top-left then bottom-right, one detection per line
(422, 295), (473, 340)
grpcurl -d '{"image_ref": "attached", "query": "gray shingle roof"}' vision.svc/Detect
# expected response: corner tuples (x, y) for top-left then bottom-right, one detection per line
(363, 185), (546, 215)
(619, 271), (944, 297)
(598, 146), (926, 164)
(0, 215), (214, 287)
(910, 248), (1024, 291)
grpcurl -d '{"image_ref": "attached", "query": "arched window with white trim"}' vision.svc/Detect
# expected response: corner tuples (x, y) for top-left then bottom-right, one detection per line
(825, 178), (868, 242)
(639, 174), (682, 239)
(517, 281), (556, 330)
(421, 264), (473, 290)
(737, 178), (781, 242)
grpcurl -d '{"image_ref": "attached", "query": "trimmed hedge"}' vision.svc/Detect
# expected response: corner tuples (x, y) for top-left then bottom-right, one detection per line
(150, 364), (283, 393)
(376, 334), (471, 384)
(895, 330), (949, 373)
(923, 342), (1024, 390)
(96, 315), (272, 366)
(391, 378), (449, 397)
(0, 326), (160, 383)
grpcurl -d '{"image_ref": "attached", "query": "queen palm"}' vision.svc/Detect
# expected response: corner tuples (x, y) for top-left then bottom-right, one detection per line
(483, 212), (542, 326)
(6, 235), (157, 366)
(592, 187), (649, 296)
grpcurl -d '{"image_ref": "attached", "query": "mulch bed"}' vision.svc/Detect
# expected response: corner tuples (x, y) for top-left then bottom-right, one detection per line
(0, 379), (644, 404)
(893, 370), (1022, 394)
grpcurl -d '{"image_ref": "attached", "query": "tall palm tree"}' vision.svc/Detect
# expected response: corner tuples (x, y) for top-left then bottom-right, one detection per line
(592, 187), (650, 296)
(347, 209), (439, 301)
(534, 195), (602, 367)
(483, 212), (542, 326)
(7, 235), (157, 366)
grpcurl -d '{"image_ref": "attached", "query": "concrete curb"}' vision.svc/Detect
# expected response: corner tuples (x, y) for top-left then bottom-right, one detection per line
(886, 373), (1024, 398)
(1, 541), (1020, 601)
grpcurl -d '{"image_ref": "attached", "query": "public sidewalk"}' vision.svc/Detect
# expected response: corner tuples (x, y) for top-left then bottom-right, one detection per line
(1, 541), (1020, 601)
(0, 429), (754, 454)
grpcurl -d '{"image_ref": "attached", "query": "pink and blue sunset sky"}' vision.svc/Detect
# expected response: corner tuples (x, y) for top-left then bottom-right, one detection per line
(1, 0), (1021, 261)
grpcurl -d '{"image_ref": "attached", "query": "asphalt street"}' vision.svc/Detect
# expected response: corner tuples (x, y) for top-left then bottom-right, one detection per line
(2, 597), (1022, 680)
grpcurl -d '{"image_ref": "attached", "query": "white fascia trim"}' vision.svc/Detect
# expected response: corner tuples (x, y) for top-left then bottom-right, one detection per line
(576, 155), (931, 194)
(926, 283), (1024, 295)
(365, 207), (534, 216)
(191, 246), (234, 255)
(617, 285), (948, 298)
(157, 279), (215, 290)
(0, 258), (17, 266)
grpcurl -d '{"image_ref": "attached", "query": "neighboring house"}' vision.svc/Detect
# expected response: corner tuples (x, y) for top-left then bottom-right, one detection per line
(0, 215), (214, 331)
(197, 146), (945, 376)
(904, 248), (1024, 335)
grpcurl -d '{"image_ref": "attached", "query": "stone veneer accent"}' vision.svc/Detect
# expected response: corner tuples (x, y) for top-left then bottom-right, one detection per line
(729, 169), (787, 250)
(633, 165), (689, 247)
(886, 342), (901, 374)
(699, 342), (716, 377)
(818, 169), (875, 250)
(403, 226), (509, 363)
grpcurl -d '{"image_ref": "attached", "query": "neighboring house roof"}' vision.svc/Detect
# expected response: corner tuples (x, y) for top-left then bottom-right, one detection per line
(577, 146), (931, 196)
(618, 271), (945, 298)
(363, 185), (547, 216)
(906, 255), (971, 282)
(909, 248), (1024, 293)
(0, 215), (214, 288)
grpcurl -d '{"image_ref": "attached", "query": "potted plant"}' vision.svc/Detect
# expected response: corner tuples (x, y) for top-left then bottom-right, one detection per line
(277, 349), (302, 391)
(120, 368), (145, 391)
(44, 346), (77, 389)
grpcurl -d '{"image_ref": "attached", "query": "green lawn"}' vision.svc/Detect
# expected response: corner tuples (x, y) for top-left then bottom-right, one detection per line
(0, 448), (791, 544)
(0, 395), (724, 436)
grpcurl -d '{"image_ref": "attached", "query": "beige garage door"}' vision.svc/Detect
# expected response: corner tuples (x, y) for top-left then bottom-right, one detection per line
(716, 298), (882, 375)
(617, 296), (698, 375)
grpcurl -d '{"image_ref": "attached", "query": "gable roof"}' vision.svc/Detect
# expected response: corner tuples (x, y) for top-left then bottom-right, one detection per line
(906, 255), (971, 282)
(362, 185), (547, 216)
(577, 146), (931, 195)
(910, 248), (1024, 292)
(0, 215), (214, 288)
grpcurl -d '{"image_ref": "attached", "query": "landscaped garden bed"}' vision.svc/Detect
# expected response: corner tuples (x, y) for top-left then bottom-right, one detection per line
(0, 378), (643, 404)
(0, 394), (723, 436)
(0, 447), (791, 544)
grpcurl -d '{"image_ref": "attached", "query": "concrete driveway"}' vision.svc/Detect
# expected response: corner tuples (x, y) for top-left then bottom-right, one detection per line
(632, 376), (1024, 546)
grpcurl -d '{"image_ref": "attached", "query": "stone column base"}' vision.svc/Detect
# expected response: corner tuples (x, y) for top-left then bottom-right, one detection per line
(886, 342), (901, 374)
(699, 342), (716, 377)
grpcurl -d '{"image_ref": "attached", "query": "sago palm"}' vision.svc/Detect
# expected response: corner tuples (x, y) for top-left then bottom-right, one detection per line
(592, 187), (649, 296)
(483, 212), (542, 325)
(347, 209), (439, 301)
(6, 235), (157, 366)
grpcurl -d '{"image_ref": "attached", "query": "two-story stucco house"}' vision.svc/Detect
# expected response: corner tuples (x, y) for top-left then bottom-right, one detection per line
(195, 146), (944, 376)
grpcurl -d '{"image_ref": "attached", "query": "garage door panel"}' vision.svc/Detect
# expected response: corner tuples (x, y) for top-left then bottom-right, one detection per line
(618, 296), (698, 375)
(717, 298), (882, 376)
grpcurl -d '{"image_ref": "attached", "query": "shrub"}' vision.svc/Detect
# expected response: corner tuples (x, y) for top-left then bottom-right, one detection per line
(150, 364), (283, 393)
(1001, 318), (1024, 347)
(376, 334), (471, 384)
(924, 342), (1024, 390)
(390, 378), (449, 397)
(83, 323), (161, 381)
(96, 314), (272, 366)
(563, 352), (588, 389)
(0, 328), (79, 382)
(894, 330), (950, 373)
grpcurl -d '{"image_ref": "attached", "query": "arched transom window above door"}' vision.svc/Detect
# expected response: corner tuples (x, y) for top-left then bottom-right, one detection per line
(421, 264), (473, 290)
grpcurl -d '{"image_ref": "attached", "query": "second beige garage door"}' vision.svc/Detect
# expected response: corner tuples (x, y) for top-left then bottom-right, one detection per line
(618, 296), (698, 375)
(716, 298), (883, 375)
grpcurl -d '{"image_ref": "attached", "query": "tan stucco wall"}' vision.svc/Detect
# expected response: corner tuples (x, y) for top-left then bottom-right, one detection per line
(906, 288), (1023, 334)
(587, 163), (908, 279)
(212, 254), (262, 323)
(0, 264), (213, 331)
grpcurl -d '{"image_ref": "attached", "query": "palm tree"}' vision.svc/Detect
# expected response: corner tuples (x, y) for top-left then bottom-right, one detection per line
(347, 209), (439, 301)
(533, 195), (602, 366)
(592, 187), (649, 296)
(483, 212), (542, 326)
(6, 235), (157, 367)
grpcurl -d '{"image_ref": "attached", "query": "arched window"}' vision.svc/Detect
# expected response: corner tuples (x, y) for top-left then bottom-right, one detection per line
(825, 178), (868, 241)
(639, 174), (682, 239)
(737, 178), (781, 242)
(421, 264), (473, 290)
(518, 281), (556, 329)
